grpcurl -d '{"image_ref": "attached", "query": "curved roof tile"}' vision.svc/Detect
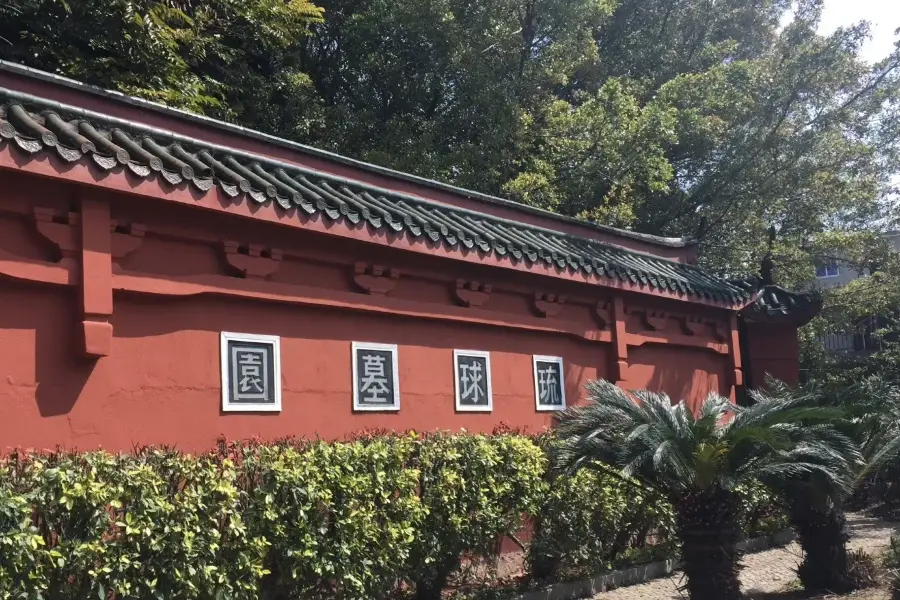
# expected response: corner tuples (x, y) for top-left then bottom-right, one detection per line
(0, 90), (754, 304)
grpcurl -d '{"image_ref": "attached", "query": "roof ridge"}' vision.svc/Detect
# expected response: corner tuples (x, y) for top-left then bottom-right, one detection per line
(0, 59), (694, 249)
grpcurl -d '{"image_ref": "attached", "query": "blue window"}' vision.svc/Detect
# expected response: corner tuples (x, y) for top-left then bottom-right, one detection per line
(816, 261), (840, 278)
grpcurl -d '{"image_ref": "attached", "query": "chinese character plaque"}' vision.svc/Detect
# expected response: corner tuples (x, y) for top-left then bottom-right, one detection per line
(352, 342), (400, 411)
(221, 332), (281, 412)
(533, 355), (565, 411)
(454, 350), (492, 412)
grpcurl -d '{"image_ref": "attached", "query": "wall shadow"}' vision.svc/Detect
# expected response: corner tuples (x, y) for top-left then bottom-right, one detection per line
(0, 282), (94, 416)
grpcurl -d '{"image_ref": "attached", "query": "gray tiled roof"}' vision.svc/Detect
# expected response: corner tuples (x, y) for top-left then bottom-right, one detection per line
(0, 88), (753, 304)
(730, 277), (821, 324)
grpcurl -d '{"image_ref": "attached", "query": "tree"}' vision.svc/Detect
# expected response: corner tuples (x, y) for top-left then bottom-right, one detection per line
(747, 375), (900, 593)
(748, 378), (879, 593)
(0, 0), (324, 123)
(2, 0), (897, 286)
(551, 380), (857, 600)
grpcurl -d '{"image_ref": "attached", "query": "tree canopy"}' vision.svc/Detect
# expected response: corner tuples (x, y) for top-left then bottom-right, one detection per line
(2, 0), (900, 363)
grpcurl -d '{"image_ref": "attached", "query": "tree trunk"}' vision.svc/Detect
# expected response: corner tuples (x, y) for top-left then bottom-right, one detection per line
(675, 489), (744, 600)
(789, 498), (855, 593)
(413, 556), (457, 600)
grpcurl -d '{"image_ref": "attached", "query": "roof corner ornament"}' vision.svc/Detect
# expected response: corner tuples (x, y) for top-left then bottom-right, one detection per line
(759, 225), (777, 286)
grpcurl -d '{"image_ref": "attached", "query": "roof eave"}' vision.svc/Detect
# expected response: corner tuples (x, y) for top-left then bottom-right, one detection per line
(0, 60), (694, 249)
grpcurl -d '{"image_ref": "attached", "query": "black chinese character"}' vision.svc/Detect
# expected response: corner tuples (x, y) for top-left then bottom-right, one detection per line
(354, 344), (398, 410)
(455, 352), (491, 410)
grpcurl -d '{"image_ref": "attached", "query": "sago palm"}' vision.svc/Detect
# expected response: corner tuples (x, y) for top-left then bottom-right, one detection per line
(754, 376), (897, 593)
(552, 380), (857, 600)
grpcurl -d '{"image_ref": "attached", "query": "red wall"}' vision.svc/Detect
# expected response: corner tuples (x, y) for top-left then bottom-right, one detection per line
(744, 322), (801, 387)
(0, 282), (614, 451)
(623, 345), (728, 414)
(0, 169), (749, 453)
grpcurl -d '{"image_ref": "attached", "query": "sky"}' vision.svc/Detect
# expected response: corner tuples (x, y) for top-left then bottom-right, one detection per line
(818, 0), (900, 63)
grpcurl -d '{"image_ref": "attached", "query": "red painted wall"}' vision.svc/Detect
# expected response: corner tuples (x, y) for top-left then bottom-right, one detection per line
(0, 154), (769, 454)
(744, 322), (801, 387)
(0, 282), (614, 451)
(623, 345), (728, 413)
(0, 279), (745, 452)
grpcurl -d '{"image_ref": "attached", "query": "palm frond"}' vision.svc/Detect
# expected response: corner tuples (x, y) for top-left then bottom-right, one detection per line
(551, 379), (854, 499)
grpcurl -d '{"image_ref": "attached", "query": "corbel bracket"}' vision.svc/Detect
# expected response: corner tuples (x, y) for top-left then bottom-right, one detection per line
(679, 314), (704, 336)
(533, 292), (565, 317)
(593, 300), (612, 329)
(34, 206), (79, 262)
(111, 220), (146, 261)
(454, 279), (492, 307)
(712, 321), (729, 342)
(223, 241), (283, 280)
(353, 262), (399, 295)
(640, 310), (668, 331)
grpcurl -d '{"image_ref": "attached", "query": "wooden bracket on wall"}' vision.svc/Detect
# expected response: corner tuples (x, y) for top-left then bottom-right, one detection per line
(78, 196), (113, 358)
(223, 241), (283, 280)
(35, 206), (145, 266)
(679, 315), (704, 336)
(454, 279), (492, 307)
(611, 297), (629, 384)
(712, 321), (728, 342)
(111, 220), (146, 261)
(593, 300), (612, 329)
(34, 206), (79, 262)
(353, 262), (399, 295)
(640, 310), (668, 331)
(533, 292), (565, 317)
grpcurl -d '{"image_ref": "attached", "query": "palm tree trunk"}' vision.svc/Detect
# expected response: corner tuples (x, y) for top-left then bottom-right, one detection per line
(789, 496), (855, 593)
(675, 489), (743, 600)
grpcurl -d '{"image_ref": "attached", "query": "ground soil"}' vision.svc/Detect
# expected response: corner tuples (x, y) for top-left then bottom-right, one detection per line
(590, 512), (900, 600)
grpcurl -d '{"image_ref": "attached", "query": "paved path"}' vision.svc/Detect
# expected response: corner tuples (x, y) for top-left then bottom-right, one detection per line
(591, 513), (899, 600)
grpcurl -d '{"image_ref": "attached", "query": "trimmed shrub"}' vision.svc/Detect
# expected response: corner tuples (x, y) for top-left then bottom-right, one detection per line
(0, 449), (264, 600)
(409, 432), (548, 600)
(736, 480), (790, 537)
(235, 435), (424, 600)
(528, 466), (675, 581)
(0, 431), (790, 599)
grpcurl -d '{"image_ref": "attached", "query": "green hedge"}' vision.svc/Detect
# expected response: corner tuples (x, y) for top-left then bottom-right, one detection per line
(0, 432), (786, 599)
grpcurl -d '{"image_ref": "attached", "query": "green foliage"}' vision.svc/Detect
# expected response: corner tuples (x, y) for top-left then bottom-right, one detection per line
(0, 449), (265, 600)
(0, 0), (323, 118)
(5, 0), (897, 281)
(410, 433), (548, 600)
(0, 430), (794, 600)
(553, 381), (858, 499)
(551, 380), (856, 600)
(235, 436), (424, 600)
(528, 465), (676, 582)
(735, 481), (790, 537)
(885, 536), (900, 599)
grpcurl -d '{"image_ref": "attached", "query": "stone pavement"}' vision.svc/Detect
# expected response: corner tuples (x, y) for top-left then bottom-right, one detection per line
(590, 513), (900, 600)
